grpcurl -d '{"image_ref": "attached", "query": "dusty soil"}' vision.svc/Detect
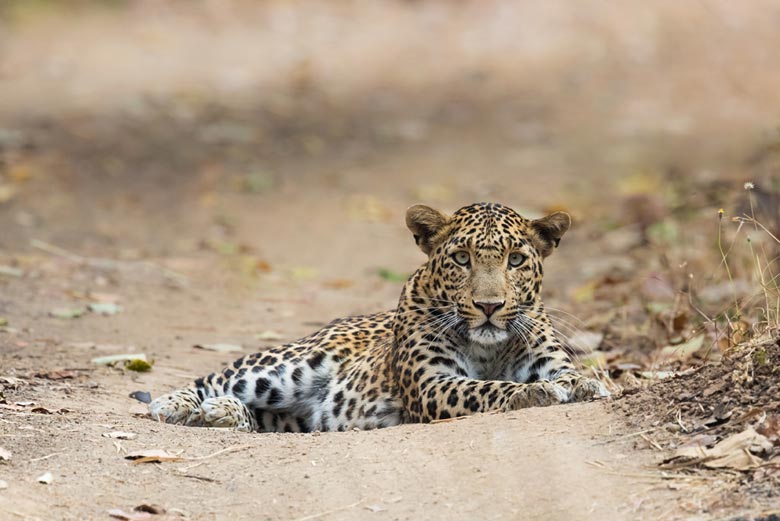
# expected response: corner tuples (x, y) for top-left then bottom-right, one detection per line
(3, 1), (780, 520)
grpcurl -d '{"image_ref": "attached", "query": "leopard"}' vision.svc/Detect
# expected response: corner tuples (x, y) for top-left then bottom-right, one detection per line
(149, 202), (608, 432)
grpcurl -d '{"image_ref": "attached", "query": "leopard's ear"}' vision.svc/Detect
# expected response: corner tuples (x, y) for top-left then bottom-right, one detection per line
(406, 204), (450, 255)
(531, 211), (571, 257)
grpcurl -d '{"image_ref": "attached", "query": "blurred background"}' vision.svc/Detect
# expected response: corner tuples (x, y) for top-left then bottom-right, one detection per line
(2, 0), (780, 365)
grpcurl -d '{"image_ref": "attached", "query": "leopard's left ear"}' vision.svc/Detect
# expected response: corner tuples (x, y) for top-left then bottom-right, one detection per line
(406, 204), (450, 255)
(531, 212), (571, 257)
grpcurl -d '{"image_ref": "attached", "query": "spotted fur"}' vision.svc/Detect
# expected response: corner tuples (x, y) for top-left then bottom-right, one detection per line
(149, 202), (608, 432)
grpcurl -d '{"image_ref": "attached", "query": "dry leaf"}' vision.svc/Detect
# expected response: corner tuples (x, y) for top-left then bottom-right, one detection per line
(322, 278), (353, 289)
(91, 353), (147, 366)
(565, 331), (603, 353)
(34, 369), (77, 380)
(757, 414), (780, 443)
(0, 446), (11, 461)
(255, 330), (283, 341)
(37, 472), (53, 484)
(659, 335), (704, 361)
(134, 504), (166, 515)
(669, 428), (773, 470)
(125, 449), (183, 464)
(108, 508), (152, 520)
(194, 343), (243, 353)
(103, 431), (138, 440)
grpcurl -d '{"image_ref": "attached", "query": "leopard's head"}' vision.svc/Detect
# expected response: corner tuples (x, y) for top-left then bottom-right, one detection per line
(406, 202), (569, 346)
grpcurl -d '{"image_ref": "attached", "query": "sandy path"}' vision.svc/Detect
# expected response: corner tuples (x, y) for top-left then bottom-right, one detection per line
(2, 402), (668, 520)
(0, 224), (673, 520)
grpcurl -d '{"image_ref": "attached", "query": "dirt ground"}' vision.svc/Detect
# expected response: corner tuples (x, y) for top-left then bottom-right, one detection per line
(2, 2), (780, 520)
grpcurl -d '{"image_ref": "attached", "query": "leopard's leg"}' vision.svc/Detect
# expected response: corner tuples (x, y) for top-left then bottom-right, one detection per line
(199, 396), (257, 431)
(512, 353), (609, 404)
(148, 388), (205, 426)
(395, 337), (605, 422)
(509, 317), (610, 403)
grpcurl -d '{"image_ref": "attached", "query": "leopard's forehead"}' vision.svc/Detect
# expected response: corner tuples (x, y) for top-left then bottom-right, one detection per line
(446, 202), (532, 252)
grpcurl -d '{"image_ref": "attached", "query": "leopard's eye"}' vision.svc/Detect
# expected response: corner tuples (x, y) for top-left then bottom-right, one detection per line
(452, 251), (471, 267)
(508, 252), (527, 268)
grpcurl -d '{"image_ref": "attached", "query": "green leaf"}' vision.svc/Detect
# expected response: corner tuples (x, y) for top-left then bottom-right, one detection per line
(87, 302), (122, 315)
(124, 359), (152, 372)
(377, 268), (408, 283)
(50, 307), (87, 319)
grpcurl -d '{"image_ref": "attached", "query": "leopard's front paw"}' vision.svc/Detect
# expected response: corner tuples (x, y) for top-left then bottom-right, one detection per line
(507, 381), (569, 410)
(149, 388), (202, 425)
(568, 377), (610, 403)
(200, 396), (256, 432)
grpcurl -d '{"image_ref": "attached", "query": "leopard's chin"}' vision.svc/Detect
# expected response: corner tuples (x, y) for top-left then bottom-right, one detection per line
(468, 324), (509, 346)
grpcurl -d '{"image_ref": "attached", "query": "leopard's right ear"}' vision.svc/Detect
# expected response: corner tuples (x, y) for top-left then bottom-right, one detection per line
(406, 204), (450, 255)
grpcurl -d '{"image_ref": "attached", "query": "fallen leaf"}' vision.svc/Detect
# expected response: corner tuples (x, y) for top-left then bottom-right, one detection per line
(668, 428), (773, 470)
(34, 369), (77, 380)
(125, 359), (152, 372)
(37, 472), (53, 484)
(0, 318), (7, 327)
(757, 414), (780, 443)
(639, 370), (685, 380)
(134, 504), (166, 515)
(565, 331), (603, 353)
(255, 330), (283, 341)
(347, 195), (392, 223)
(0, 184), (17, 204)
(194, 343), (243, 353)
(659, 335), (704, 361)
(129, 391), (152, 404)
(89, 292), (121, 303)
(412, 183), (454, 203)
(88, 302), (122, 315)
(241, 172), (274, 193)
(377, 268), (407, 283)
(103, 431), (138, 440)
(0, 265), (23, 278)
(322, 278), (353, 289)
(125, 449), (183, 464)
(49, 307), (87, 319)
(571, 280), (598, 303)
(0, 376), (26, 388)
(67, 342), (96, 349)
(0, 446), (11, 461)
(290, 266), (319, 281)
(108, 508), (152, 520)
(91, 354), (147, 366)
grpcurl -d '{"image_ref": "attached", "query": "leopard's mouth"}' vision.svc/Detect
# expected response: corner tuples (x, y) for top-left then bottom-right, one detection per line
(468, 323), (509, 346)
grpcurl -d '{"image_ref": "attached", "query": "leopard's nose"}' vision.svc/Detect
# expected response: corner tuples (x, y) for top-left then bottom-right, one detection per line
(473, 300), (505, 318)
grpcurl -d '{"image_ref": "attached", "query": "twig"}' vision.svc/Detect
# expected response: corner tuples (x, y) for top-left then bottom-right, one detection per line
(639, 433), (664, 451)
(293, 500), (364, 521)
(28, 451), (66, 463)
(595, 427), (658, 445)
(30, 239), (85, 263)
(188, 444), (255, 461)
